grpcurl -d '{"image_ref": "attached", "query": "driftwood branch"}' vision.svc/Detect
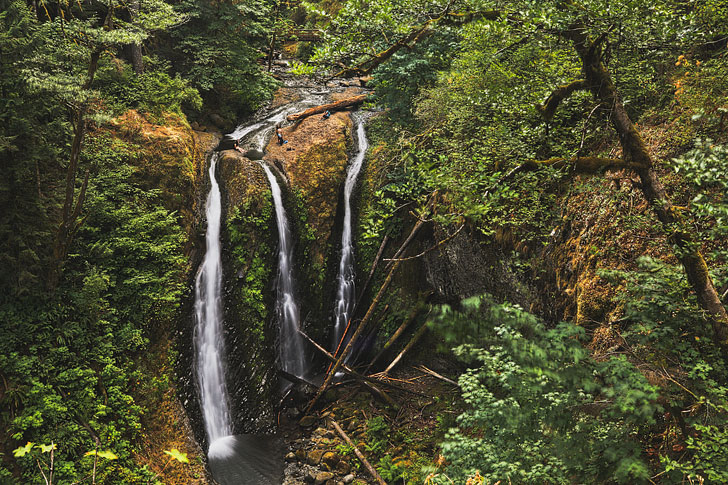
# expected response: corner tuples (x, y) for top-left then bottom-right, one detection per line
(417, 365), (458, 386)
(331, 420), (387, 485)
(384, 223), (464, 262)
(537, 79), (589, 121)
(305, 194), (437, 414)
(299, 331), (398, 407)
(300, 330), (429, 399)
(383, 320), (429, 375)
(286, 94), (368, 122)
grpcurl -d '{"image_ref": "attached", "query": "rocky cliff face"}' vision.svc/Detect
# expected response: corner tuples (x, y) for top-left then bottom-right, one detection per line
(97, 109), (214, 483)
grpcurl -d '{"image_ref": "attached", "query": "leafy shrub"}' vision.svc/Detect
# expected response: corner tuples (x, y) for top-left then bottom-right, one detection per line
(96, 57), (202, 116)
(429, 295), (661, 484)
(601, 257), (728, 483)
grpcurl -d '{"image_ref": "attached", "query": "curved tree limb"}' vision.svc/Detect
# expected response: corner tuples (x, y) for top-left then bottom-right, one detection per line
(334, 10), (502, 78)
(537, 79), (589, 121)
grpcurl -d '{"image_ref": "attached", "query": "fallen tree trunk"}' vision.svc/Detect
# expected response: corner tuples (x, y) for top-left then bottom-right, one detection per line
(383, 320), (429, 375)
(286, 94), (368, 122)
(331, 420), (388, 485)
(304, 193), (437, 414)
(300, 329), (429, 398)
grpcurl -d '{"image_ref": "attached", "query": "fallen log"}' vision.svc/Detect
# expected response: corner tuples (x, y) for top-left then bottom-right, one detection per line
(304, 192), (437, 414)
(383, 320), (429, 375)
(299, 329), (429, 398)
(331, 419), (387, 485)
(286, 94), (368, 122)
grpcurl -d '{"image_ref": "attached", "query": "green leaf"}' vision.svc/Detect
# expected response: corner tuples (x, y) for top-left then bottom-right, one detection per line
(86, 449), (119, 460)
(38, 443), (57, 453)
(13, 442), (34, 457)
(164, 448), (190, 463)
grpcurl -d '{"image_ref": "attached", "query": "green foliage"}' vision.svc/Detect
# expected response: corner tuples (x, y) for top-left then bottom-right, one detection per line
(600, 257), (728, 484)
(162, 448), (189, 464)
(96, 57), (202, 116)
(171, 0), (278, 117)
(0, 142), (186, 482)
(370, 29), (460, 123)
(377, 454), (406, 483)
(672, 140), (728, 271)
(430, 295), (661, 483)
(227, 199), (275, 344)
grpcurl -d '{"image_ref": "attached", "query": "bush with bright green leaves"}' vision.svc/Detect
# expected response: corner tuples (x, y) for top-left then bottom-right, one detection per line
(0, 148), (186, 483)
(601, 257), (728, 484)
(429, 295), (661, 484)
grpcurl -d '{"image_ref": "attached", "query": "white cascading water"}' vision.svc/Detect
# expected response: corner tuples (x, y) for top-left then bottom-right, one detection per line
(332, 118), (368, 352)
(262, 164), (307, 378)
(193, 153), (233, 456)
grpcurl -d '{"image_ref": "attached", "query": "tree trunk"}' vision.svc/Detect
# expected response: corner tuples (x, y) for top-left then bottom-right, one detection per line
(48, 49), (101, 291)
(129, 1), (143, 75)
(286, 95), (368, 121)
(565, 24), (728, 346)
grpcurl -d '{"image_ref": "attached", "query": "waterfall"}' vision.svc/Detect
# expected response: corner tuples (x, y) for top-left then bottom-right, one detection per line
(262, 164), (307, 378)
(193, 153), (233, 454)
(332, 118), (368, 353)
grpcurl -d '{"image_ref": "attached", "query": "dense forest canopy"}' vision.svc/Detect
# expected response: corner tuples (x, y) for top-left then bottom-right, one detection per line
(1, 0), (727, 482)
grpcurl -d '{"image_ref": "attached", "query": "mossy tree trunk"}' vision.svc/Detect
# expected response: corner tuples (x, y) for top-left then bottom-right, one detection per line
(564, 23), (728, 346)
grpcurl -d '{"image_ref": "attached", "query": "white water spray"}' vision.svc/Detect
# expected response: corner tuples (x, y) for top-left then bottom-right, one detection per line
(262, 164), (307, 378)
(332, 118), (368, 351)
(194, 153), (233, 453)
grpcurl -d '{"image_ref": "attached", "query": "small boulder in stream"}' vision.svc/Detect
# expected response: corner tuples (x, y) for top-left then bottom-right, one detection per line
(245, 148), (265, 160)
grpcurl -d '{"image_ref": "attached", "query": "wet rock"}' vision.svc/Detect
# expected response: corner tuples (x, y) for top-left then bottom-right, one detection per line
(322, 451), (339, 468)
(336, 461), (351, 475)
(342, 474), (355, 484)
(307, 449), (324, 465)
(305, 469), (317, 483)
(313, 427), (328, 437)
(209, 113), (226, 129)
(300, 415), (318, 427)
(245, 148), (265, 160)
(315, 472), (334, 484)
(296, 448), (307, 461)
(286, 452), (297, 462)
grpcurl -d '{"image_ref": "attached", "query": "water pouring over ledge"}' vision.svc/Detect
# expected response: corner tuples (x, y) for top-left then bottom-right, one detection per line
(332, 117), (369, 354)
(193, 153), (233, 449)
(262, 164), (309, 379)
(193, 153), (284, 484)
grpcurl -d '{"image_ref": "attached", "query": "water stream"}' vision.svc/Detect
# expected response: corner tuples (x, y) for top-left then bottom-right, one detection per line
(193, 153), (233, 452)
(262, 164), (308, 378)
(332, 117), (368, 353)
